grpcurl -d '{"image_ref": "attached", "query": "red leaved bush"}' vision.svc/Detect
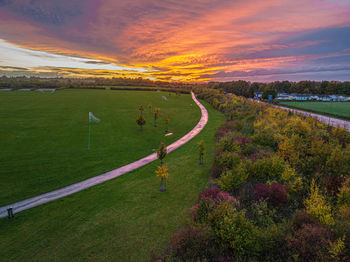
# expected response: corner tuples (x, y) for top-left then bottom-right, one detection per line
(254, 184), (270, 199)
(292, 211), (320, 232)
(197, 188), (238, 205)
(215, 126), (232, 139)
(286, 224), (333, 262)
(197, 188), (221, 203)
(247, 150), (273, 162)
(191, 188), (239, 222)
(254, 182), (289, 207)
(323, 175), (345, 197)
(236, 136), (251, 147)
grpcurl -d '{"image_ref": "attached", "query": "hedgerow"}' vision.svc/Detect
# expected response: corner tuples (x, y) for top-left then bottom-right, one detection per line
(156, 87), (350, 261)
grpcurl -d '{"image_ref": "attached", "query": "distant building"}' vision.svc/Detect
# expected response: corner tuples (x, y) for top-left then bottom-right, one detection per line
(254, 91), (263, 100)
(274, 93), (348, 102)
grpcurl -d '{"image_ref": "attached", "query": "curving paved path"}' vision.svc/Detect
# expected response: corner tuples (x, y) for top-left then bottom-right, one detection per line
(0, 92), (208, 218)
(274, 104), (350, 132)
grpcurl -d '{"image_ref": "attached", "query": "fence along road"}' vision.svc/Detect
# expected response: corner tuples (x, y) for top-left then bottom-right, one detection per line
(0, 92), (208, 218)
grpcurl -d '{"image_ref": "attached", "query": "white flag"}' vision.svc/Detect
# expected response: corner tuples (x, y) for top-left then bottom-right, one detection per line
(89, 112), (100, 123)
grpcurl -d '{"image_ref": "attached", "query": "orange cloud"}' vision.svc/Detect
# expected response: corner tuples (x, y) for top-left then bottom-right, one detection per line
(0, 0), (350, 81)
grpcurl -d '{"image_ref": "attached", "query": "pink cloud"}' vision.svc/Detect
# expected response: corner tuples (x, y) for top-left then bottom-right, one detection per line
(0, 0), (350, 81)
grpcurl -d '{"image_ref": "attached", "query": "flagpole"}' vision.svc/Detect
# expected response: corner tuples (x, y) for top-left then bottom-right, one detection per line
(88, 116), (91, 150)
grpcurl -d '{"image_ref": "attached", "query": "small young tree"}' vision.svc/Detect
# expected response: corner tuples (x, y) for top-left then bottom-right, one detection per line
(157, 141), (167, 166)
(136, 114), (146, 131)
(197, 140), (205, 165)
(154, 107), (160, 127)
(148, 103), (152, 113)
(139, 104), (144, 114)
(155, 164), (169, 192)
(165, 114), (169, 133)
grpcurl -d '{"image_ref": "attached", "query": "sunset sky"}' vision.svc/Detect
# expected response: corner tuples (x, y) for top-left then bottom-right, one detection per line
(0, 0), (350, 82)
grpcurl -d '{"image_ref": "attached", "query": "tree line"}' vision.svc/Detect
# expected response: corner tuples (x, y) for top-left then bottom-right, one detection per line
(2, 76), (349, 97)
(208, 80), (350, 97)
(0, 76), (202, 90)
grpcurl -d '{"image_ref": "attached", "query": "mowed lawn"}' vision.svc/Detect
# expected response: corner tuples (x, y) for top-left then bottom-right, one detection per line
(0, 100), (224, 262)
(0, 89), (200, 205)
(280, 101), (350, 118)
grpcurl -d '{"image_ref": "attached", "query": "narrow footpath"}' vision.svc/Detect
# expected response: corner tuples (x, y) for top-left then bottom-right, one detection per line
(0, 92), (208, 218)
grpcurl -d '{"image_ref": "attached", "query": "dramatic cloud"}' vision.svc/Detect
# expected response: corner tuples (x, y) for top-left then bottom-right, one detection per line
(0, 39), (149, 72)
(0, 0), (349, 81)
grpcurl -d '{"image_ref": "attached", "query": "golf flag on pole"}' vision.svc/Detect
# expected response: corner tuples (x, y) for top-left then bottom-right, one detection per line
(89, 112), (100, 123)
(88, 112), (100, 150)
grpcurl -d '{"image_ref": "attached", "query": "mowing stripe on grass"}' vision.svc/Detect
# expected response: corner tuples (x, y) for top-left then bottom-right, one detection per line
(0, 92), (208, 218)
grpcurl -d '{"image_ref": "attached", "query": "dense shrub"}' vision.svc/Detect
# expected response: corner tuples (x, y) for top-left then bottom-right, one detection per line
(254, 183), (270, 199)
(197, 188), (222, 203)
(281, 166), (304, 194)
(323, 175), (345, 197)
(235, 136), (254, 156)
(164, 87), (350, 261)
(215, 120), (243, 139)
(254, 182), (289, 208)
(191, 200), (213, 224)
(197, 188), (238, 206)
(215, 126), (232, 139)
(332, 127), (350, 147)
(269, 182), (289, 207)
(216, 167), (248, 193)
(248, 156), (286, 181)
(214, 151), (241, 171)
(286, 224), (333, 262)
(291, 211), (320, 231)
(337, 205), (350, 232)
(325, 146), (348, 176)
(236, 181), (256, 207)
(304, 180), (335, 226)
(246, 149), (272, 161)
(209, 201), (259, 257)
(252, 130), (278, 149)
(193, 188), (239, 223)
(247, 200), (279, 227)
(169, 226), (217, 261)
(216, 134), (241, 153)
(337, 177), (350, 207)
(256, 222), (290, 261)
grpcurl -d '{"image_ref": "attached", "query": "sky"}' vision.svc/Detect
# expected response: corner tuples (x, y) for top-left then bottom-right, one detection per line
(0, 0), (350, 82)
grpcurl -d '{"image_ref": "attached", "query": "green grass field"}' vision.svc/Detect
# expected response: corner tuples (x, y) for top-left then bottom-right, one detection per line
(279, 101), (350, 118)
(0, 96), (224, 261)
(0, 89), (200, 205)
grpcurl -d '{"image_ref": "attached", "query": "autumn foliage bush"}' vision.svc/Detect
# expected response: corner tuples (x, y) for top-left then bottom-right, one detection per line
(192, 188), (239, 223)
(254, 182), (289, 207)
(286, 224), (333, 262)
(169, 226), (217, 261)
(291, 211), (320, 231)
(161, 88), (350, 261)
